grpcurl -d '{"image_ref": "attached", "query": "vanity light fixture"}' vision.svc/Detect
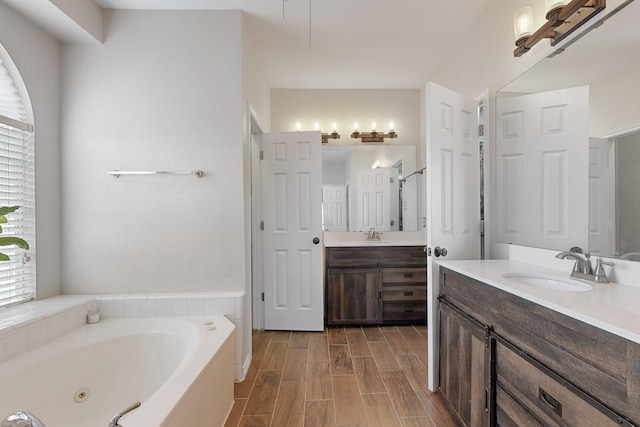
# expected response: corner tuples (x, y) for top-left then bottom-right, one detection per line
(321, 122), (341, 144)
(351, 121), (398, 144)
(513, 0), (606, 57)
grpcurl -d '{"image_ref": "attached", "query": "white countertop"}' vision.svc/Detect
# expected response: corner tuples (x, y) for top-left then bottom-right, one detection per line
(437, 259), (640, 345)
(323, 231), (426, 248)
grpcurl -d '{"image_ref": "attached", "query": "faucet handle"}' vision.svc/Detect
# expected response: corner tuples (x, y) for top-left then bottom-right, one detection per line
(594, 258), (614, 283)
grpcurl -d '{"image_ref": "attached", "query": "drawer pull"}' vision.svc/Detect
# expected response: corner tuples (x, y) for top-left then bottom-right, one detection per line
(539, 387), (562, 416)
(403, 273), (414, 278)
(404, 291), (414, 296)
(404, 309), (414, 313)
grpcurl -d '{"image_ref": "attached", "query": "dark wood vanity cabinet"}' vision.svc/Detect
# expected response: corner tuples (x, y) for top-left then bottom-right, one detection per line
(439, 300), (491, 427)
(439, 267), (640, 427)
(325, 246), (426, 326)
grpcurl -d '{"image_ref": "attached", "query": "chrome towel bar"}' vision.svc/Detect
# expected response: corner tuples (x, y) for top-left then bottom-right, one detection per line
(108, 170), (203, 178)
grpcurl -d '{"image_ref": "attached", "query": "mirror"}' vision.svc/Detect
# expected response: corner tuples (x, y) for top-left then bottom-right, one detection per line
(322, 145), (419, 232)
(496, 1), (640, 260)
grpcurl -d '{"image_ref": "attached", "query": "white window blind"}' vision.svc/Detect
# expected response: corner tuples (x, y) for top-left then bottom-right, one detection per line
(0, 56), (35, 308)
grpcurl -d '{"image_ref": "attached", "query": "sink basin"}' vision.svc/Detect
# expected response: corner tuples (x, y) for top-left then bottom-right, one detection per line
(501, 273), (593, 292)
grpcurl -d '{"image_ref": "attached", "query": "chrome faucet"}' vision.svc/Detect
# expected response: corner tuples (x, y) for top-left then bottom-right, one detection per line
(108, 401), (141, 427)
(365, 227), (381, 241)
(556, 251), (615, 283)
(1, 412), (46, 427)
(555, 251), (594, 281)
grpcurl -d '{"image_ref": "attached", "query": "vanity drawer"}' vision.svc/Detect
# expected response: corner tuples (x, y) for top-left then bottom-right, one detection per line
(382, 302), (426, 322)
(495, 340), (622, 427)
(382, 285), (426, 302)
(382, 267), (426, 284)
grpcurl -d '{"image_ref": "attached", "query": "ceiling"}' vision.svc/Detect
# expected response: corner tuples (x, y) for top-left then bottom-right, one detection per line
(91, 0), (492, 89)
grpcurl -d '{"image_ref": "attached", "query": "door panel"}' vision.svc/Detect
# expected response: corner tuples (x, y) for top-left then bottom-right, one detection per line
(262, 131), (323, 331)
(426, 81), (480, 391)
(588, 137), (615, 256)
(496, 87), (589, 250)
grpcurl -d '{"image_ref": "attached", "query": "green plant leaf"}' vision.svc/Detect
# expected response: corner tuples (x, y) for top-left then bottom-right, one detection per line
(0, 237), (29, 250)
(0, 253), (9, 261)
(0, 206), (20, 216)
(0, 216), (6, 224)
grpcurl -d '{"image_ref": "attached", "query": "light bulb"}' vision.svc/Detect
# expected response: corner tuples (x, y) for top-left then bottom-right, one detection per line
(372, 121), (377, 131)
(314, 122), (319, 130)
(513, 7), (533, 42)
(389, 121), (395, 131)
(354, 122), (359, 131)
(332, 122), (337, 132)
(296, 122), (301, 131)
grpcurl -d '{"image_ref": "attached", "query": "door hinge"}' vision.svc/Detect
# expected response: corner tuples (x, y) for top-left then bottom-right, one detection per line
(390, 177), (394, 183)
(425, 246), (432, 256)
(259, 150), (264, 160)
(480, 220), (485, 236)
(261, 292), (265, 302)
(478, 124), (484, 137)
(260, 221), (264, 231)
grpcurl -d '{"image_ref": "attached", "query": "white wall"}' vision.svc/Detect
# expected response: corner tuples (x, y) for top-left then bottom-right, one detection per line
(590, 58), (640, 138)
(60, 10), (247, 295)
(0, 2), (62, 299)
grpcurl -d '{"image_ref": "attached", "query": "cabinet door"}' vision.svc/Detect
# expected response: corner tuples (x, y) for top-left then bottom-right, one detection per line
(327, 268), (382, 325)
(439, 300), (490, 427)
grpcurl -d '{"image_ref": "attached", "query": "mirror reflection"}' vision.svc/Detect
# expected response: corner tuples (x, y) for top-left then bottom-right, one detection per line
(322, 145), (419, 232)
(496, 1), (640, 260)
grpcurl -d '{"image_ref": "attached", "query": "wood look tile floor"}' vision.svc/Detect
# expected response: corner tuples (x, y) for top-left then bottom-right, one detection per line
(224, 325), (460, 427)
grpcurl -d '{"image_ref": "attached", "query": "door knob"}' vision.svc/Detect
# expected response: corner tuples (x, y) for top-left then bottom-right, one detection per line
(434, 246), (448, 257)
(312, 237), (320, 245)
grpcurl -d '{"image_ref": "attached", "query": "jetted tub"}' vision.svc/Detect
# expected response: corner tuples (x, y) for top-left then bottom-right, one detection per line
(0, 315), (235, 427)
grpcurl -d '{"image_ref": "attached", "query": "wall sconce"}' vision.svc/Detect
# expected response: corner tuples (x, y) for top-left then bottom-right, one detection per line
(351, 121), (398, 144)
(513, 0), (606, 57)
(321, 122), (341, 144)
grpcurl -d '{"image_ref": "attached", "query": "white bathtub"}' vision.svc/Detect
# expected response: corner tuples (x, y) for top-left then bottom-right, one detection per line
(0, 315), (235, 427)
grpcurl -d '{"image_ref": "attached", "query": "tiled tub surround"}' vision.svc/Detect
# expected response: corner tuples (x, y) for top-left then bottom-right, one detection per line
(0, 292), (247, 381)
(96, 292), (246, 380)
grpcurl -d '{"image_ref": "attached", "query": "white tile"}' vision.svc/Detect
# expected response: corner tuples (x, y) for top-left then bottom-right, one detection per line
(187, 297), (204, 316)
(202, 297), (220, 315)
(27, 321), (48, 350)
(64, 307), (87, 331)
(139, 299), (156, 317)
(46, 313), (66, 340)
(155, 299), (172, 317)
(99, 299), (124, 319)
(122, 299), (140, 318)
(171, 298), (189, 316)
(218, 298), (236, 316)
(5, 329), (27, 361)
(235, 298), (244, 320)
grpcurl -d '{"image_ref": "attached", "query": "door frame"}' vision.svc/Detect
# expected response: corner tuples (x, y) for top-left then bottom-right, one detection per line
(249, 104), (265, 331)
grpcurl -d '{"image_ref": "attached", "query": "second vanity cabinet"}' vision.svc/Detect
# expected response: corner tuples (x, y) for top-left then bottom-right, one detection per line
(439, 267), (640, 427)
(326, 246), (426, 325)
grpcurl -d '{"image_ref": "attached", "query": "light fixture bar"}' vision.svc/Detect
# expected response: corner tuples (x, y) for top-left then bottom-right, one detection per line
(321, 131), (341, 144)
(514, 0), (605, 57)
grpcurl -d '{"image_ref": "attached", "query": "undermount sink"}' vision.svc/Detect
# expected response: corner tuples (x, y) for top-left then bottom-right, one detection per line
(501, 273), (594, 292)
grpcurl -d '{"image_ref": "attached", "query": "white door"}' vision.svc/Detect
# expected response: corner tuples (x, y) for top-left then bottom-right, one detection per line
(495, 86), (589, 251)
(262, 131), (323, 331)
(588, 137), (615, 256)
(356, 167), (391, 231)
(322, 185), (348, 232)
(426, 82), (480, 391)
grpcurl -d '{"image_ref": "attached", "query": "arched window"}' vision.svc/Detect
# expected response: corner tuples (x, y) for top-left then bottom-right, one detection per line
(0, 50), (35, 308)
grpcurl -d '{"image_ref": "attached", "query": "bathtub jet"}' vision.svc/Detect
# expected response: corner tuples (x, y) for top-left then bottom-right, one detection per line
(1, 411), (46, 427)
